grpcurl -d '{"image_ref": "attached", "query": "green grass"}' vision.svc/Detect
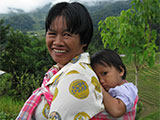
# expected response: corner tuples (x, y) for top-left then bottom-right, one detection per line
(0, 96), (24, 119)
(139, 109), (160, 120)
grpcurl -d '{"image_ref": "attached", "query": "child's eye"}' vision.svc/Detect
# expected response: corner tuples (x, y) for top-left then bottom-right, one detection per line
(102, 72), (107, 75)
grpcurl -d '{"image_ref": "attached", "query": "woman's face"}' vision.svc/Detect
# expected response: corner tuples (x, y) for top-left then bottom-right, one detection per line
(46, 16), (85, 67)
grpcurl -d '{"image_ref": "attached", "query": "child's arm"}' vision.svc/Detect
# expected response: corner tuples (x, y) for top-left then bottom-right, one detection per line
(102, 87), (126, 118)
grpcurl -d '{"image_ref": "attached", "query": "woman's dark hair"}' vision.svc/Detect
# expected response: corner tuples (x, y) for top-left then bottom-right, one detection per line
(91, 49), (127, 79)
(45, 2), (93, 51)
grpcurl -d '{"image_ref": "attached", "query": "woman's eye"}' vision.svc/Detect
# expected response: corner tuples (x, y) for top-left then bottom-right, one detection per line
(64, 33), (71, 37)
(48, 32), (56, 36)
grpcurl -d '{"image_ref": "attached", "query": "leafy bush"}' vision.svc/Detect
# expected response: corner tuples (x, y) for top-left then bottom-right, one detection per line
(0, 73), (13, 96)
(0, 21), (54, 100)
(0, 72), (42, 100)
(14, 72), (41, 100)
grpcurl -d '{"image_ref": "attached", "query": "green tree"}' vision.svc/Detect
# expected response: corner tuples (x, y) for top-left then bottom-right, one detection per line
(98, 0), (159, 86)
(0, 29), (32, 87)
(0, 29), (53, 83)
(0, 27), (54, 99)
(21, 37), (53, 76)
(0, 19), (10, 53)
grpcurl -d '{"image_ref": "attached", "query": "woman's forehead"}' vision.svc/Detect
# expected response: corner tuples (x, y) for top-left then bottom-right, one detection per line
(50, 16), (67, 29)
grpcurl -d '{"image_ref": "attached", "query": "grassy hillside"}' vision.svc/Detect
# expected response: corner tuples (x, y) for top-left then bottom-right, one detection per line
(126, 52), (160, 118)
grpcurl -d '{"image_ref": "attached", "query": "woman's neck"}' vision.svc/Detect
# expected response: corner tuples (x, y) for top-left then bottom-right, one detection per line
(56, 63), (64, 70)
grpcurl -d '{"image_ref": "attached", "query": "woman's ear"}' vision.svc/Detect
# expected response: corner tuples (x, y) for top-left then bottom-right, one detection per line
(82, 44), (87, 48)
(81, 44), (87, 51)
(119, 66), (124, 77)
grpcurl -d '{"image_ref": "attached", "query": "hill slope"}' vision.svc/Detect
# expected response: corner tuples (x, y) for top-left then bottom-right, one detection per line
(126, 53), (160, 118)
(0, 1), (131, 31)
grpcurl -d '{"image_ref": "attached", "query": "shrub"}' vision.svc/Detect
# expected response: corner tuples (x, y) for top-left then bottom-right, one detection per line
(0, 72), (41, 100)
(15, 72), (41, 100)
(0, 73), (13, 96)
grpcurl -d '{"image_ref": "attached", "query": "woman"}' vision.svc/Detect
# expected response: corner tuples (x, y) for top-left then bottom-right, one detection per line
(16, 2), (104, 120)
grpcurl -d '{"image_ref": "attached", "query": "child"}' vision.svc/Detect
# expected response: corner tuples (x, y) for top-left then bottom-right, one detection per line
(91, 49), (138, 119)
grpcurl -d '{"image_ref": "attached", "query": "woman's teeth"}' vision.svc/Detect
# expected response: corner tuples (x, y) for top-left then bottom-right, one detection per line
(54, 49), (66, 53)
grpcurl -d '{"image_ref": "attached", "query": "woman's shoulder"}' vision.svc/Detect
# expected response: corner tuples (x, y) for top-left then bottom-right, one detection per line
(69, 53), (96, 76)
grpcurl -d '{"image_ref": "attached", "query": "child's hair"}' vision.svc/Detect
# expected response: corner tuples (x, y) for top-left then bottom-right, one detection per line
(91, 49), (126, 79)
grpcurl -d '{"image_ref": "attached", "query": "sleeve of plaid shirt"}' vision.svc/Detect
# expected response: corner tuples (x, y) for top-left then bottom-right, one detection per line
(48, 62), (104, 120)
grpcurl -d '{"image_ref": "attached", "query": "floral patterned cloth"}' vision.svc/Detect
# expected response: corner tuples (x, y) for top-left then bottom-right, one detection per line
(16, 52), (104, 120)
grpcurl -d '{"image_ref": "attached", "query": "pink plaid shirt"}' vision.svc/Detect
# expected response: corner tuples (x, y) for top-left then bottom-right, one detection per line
(16, 66), (58, 120)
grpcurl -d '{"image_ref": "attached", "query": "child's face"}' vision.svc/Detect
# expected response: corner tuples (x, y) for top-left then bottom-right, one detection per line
(93, 63), (124, 92)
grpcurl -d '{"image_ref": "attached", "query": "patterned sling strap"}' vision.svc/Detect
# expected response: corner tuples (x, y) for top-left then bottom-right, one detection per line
(16, 67), (58, 120)
(90, 96), (139, 120)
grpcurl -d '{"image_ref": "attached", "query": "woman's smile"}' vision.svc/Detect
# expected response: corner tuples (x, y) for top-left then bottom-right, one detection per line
(53, 49), (66, 53)
(46, 16), (85, 66)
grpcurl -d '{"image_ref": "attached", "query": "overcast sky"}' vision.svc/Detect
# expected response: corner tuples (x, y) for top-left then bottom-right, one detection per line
(0, 0), (127, 14)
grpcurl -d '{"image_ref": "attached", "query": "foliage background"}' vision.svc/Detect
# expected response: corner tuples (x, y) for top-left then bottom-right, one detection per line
(0, 0), (159, 119)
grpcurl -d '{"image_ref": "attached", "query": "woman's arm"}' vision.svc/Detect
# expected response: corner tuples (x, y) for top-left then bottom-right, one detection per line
(102, 87), (126, 118)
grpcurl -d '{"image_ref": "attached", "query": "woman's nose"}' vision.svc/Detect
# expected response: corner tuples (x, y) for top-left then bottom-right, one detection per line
(54, 35), (63, 45)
